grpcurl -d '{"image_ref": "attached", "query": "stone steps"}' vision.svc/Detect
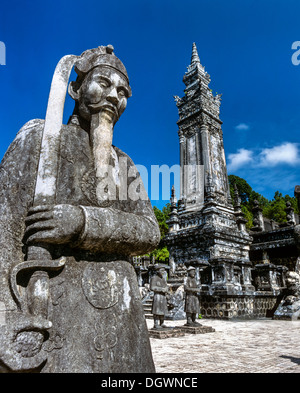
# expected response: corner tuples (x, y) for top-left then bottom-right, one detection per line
(143, 299), (153, 319)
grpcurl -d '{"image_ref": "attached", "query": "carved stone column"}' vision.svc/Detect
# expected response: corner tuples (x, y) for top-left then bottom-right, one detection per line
(199, 123), (212, 188)
(251, 200), (265, 232)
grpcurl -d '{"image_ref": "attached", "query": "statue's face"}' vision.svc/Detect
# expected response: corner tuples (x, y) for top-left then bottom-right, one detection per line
(189, 269), (196, 278)
(286, 272), (300, 288)
(75, 66), (130, 124)
(158, 268), (165, 278)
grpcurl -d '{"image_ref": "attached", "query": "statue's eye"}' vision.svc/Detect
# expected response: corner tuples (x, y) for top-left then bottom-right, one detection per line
(118, 88), (128, 98)
(99, 79), (109, 88)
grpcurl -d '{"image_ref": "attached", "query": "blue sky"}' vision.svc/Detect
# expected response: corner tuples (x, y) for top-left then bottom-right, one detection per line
(1, 0), (300, 210)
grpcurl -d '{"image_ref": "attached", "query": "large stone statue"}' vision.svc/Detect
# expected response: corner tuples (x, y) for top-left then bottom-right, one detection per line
(0, 45), (160, 372)
(150, 265), (169, 329)
(184, 266), (201, 326)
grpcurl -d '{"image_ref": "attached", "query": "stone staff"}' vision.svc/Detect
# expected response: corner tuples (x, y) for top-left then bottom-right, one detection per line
(11, 55), (78, 341)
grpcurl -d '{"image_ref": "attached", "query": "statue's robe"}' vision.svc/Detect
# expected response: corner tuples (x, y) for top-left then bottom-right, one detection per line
(0, 118), (160, 373)
(150, 275), (168, 316)
(184, 276), (200, 314)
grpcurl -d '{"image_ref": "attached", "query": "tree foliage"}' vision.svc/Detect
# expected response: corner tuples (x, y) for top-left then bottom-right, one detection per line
(152, 203), (171, 240)
(148, 203), (171, 261)
(228, 175), (299, 226)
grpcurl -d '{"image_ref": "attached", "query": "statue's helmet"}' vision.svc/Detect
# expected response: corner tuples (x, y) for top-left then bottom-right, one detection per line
(74, 45), (132, 97)
(187, 266), (196, 271)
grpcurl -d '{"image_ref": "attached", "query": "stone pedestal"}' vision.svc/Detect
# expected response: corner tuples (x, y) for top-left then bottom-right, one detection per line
(148, 328), (185, 339)
(177, 325), (215, 334)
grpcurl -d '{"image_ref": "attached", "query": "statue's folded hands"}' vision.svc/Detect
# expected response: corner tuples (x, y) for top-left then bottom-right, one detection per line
(23, 204), (85, 245)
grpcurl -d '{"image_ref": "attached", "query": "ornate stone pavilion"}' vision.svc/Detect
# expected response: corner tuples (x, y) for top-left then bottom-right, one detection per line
(162, 43), (299, 320)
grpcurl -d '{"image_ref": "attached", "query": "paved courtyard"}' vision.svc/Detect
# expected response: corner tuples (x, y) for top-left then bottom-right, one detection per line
(147, 318), (300, 373)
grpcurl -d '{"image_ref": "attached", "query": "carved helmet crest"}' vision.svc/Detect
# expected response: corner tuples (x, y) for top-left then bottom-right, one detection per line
(73, 45), (132, 96)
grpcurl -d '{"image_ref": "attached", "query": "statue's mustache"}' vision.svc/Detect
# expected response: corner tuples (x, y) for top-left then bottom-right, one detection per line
(88, 101), (120, 118)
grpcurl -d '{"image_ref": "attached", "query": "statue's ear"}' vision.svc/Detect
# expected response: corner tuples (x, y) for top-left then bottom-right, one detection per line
(68, 81), (80, 101)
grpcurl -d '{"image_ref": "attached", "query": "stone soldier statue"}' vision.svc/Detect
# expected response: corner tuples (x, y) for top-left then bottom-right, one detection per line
(150, 265), (169, 329)
(273, 270), (300, 320)
(0, 45), (160, 372)
(184, 266), (201, 326)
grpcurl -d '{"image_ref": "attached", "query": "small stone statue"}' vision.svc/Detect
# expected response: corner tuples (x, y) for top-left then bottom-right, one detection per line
(0, 45), (160, 372)
(273, 270), (300, 320)
(150, 265), (169, 329)
(184, 266), (201, 326)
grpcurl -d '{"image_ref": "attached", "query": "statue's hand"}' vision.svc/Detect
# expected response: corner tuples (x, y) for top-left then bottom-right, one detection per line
(24, 204), (84, 245)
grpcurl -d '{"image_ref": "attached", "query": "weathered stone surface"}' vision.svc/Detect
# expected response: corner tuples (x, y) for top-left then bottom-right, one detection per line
(0, 45), (160, 372)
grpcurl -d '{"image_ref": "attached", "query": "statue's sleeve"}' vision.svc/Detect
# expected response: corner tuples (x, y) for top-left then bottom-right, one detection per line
(150, 276), (162, 293)
(184, 277), (199, 293)
(76, 203), (160, 256)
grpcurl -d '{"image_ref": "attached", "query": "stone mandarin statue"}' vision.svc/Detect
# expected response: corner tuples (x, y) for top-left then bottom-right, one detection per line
(184, 266), (201, 327)
(150, 265), (169, 329)
(0, 45), (160, 373)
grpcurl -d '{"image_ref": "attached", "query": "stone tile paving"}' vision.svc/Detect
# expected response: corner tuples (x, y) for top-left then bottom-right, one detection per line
(147, 318), (300, 373)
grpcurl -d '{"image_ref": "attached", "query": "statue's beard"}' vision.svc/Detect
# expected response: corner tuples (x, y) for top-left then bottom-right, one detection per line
(90, 111), (115, 203)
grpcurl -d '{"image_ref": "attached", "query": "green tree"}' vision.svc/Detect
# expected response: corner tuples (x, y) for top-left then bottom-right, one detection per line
(228, 175), (253, 204)
(147, 203), (171, 261)
(153, 203), (171, 239)
(228, 175), (298, 227)
(263, 191), (299, 223)
(228, 174), (269, 210)
(150, 246), (169, 261)
(241, 205), (253, 229)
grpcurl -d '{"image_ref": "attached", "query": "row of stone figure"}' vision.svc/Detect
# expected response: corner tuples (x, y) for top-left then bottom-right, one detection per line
(135, 259), (290, 294)
(146, 262), (300, 322)
(150, 265), (201, 329)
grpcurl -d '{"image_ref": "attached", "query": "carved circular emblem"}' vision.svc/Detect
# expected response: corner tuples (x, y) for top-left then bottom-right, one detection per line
(14, 331), (44, 358)
(82, 265), (119, 309)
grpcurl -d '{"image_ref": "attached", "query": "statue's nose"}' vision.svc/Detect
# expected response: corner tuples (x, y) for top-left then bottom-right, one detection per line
(107, 87), (119, 105)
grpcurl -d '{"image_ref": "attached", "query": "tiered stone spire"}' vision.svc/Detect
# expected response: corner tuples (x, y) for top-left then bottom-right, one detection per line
(167, 185), (179, 232)
(175, 42), (230, 212)
(233, 183), (248, 231)
(186, 42), (207, 77)
(191, 42), (200, 65)
(165, 42), (252, 282)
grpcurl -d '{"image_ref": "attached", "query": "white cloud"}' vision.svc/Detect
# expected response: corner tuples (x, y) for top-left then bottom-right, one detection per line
(227, 142), (300, 173)
(235, 123), (250, 131)
(259, 142), (299, 167)
(227, 148), (253, 171)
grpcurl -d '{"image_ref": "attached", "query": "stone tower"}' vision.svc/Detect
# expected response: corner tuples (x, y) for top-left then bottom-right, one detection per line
(165, 43), (253, 297)
(174, 42), (231, 212)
